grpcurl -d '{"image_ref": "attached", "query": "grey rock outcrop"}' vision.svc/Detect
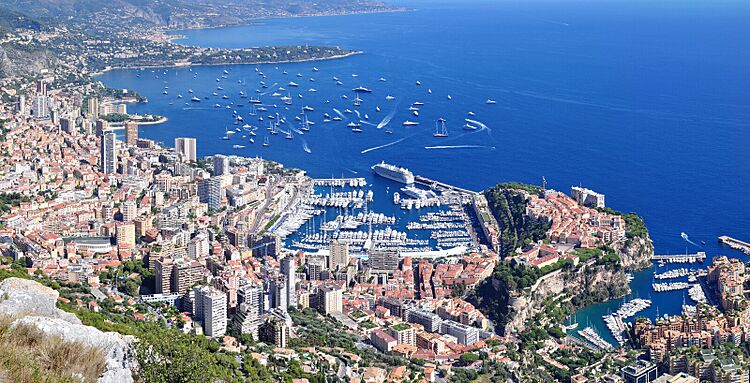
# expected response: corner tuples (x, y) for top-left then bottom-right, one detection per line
(0, 277), (81, 324)
(0, 278), (135, 383)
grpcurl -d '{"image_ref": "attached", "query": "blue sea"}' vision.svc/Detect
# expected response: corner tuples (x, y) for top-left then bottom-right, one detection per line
(97, 0), (750, 343)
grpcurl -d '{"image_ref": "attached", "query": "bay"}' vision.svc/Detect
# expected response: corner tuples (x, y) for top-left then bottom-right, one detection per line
(97, 0), (750, 343)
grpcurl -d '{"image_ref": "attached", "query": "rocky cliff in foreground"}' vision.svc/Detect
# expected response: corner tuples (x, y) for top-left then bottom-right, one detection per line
(0, 278), (134, 383)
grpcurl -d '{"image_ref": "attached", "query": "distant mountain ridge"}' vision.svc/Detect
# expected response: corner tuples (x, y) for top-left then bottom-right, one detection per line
(0, 0), (398, 31)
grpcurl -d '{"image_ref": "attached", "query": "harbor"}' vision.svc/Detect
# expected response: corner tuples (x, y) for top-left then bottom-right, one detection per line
(279, 164), (484, 256)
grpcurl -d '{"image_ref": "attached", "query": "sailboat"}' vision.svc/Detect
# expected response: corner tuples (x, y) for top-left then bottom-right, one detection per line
(262, 136), (269, 147)
(301, 112), (311, 132)
(433, 118), (448, 137)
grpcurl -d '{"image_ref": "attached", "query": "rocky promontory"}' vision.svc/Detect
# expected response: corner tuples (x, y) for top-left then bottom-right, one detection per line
(0, 278), (135, 383)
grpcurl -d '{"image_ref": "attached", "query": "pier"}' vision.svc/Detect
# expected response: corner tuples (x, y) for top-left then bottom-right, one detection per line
(718, 236), (750, 255)
(652, 251), (706, 263)
(414, 175), (479, 196)
(312, 178), (367, 188)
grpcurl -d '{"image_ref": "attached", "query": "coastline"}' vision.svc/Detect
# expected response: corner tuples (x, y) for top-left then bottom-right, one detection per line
(161, 8), (411, 45)
(92, 51), (362, 77)
(134, 117), (168, 125)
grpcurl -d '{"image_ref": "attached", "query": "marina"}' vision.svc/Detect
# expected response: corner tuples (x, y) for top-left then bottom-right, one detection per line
(602, 298), (652, 345)
(652, 252), (706, 263)
(278, 168), (481, 255)
(652, 281), (690, 292)
(653, 268), (692, 280)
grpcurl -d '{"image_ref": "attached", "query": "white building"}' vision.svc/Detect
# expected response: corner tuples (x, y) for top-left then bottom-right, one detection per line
(33, 95), (49, 119)
(280, 255), (296, 309)
(571, 186), (606, 208)
(198, 177), (223, 212)
(193, 286), (228, 337)
(187, 232), (210, 259)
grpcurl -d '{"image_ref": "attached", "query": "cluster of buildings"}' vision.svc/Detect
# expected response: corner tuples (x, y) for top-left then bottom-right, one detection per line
(708, 255), (749, 315)
(0, 80), (502, 369)
(611, 358), (748, 383)
(514, 187), (625, 267)
(626, 255), (750, 383)
(633, 305), (750, 363)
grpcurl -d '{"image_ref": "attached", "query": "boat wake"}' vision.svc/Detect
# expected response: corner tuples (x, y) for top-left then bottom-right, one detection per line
(259, 83), (279, 96)
(376, 103), (399, 129)
(332, 108), (347, 121)
(680, 232), (700, 247)
(361, 134), (415, 154)
(465, 118), (490, 133)
(424, 145), (496, 150)
(302, 139), (311, 154)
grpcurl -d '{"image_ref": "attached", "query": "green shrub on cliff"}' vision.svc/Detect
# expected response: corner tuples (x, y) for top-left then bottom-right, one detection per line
(597, 207), (649, 240)
(483, 183), (550, 257)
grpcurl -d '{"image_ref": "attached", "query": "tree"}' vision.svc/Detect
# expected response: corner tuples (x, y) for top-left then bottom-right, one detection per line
(134, 323), (249, 382)
(459, 352), (480, 363)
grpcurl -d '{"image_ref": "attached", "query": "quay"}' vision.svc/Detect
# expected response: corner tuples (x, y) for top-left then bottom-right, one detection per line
(414, 175), (479, 196)
(718, 235), (750, 255)
(652, 252), (706, 263)
(313, 178), (367, 187)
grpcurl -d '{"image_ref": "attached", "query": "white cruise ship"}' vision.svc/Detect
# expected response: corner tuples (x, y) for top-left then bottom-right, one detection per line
(371, 162), (415, 185)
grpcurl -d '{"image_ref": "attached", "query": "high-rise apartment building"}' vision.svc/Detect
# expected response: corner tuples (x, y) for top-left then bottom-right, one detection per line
(369, 250), (399, 271)
(175, 137), (197, 162)
(154, 258), (173, 294)
(171, 260), (203, 296)
(317, 284), (343, 314)
(100, 132), (117, 174)
(194, 286), (228, 337)
(121, 201), (137, 222)
(212, 154), (229, 176)
(87, 97), (99, 120)
(115, 222), (136, 248)
(329, 240), (350, 270)
(33, 95), (49, 119)
(280, 256), (297, 309)
(198, 177), (223, 212)
(259, 317), (289, 348)
(125, 121), (138, 146)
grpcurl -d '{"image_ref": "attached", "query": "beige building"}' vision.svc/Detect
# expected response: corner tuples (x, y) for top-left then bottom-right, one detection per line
(125, 121), (138, 146)
(115, 222), (135, 248)
(317, 284), (342, 314)
(329, 240), (350, 270)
